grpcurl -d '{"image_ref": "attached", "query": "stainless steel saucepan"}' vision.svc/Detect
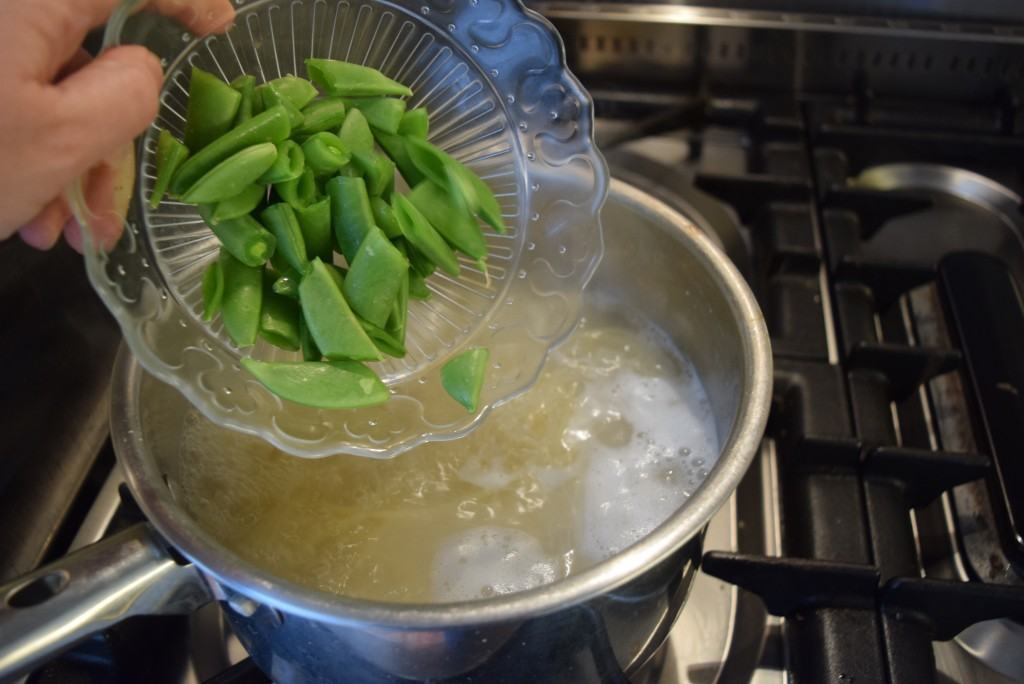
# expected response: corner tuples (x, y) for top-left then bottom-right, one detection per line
(0, 178), (771, 683)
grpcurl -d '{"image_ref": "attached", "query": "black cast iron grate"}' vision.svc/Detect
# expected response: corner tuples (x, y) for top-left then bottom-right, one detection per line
(692, 98), (1024, 683)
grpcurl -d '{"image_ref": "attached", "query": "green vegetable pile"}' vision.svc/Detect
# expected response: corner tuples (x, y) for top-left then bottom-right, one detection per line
(151, 59), (502, 413)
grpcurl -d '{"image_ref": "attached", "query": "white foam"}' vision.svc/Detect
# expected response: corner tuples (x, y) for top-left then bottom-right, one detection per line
(431, 526), (564, 601)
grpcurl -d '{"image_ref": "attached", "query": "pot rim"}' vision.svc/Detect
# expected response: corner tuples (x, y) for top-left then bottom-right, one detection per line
(111, 177), (772, 629)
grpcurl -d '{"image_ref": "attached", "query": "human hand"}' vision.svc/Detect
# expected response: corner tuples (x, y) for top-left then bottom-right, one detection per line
(1, 0), (236, 252)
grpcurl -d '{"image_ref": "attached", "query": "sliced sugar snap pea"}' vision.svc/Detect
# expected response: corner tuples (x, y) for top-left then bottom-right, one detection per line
(258, 140), (305, 184)
(295, 197), (332, 261)
(183, 66), (242, 152)
(259, 291), (301, 351)
(296, 97), (347, 137)
(241, 358), (388, 409)
(171, 105), (292, 195)
(441, 347), (489, 412)
(260, 203), (309, 274)
(392, 194), (460, 277)
(345, 97), (406, 134)
(370, 196), (400, 239)
(266, 75), (318, 110)
(298, 258), (381, 362)
(260, 83), (305, 129)
(405, 138), (499, 233)
(150, 130), (189, 209)
(359, 317), (406, 358)
(208, 184), (266, 224)
(407, 180), (486, 260)
(272, 271), (300, 298)
(201, 256), (225, 321)
(301, 132), (350, 175)
(362, 154), (395, 198)
(326, 175), (374, 264)
(408, 269), (430, 299)
(387, 243), (410, 345)
(405, 240), (437, 279)
(299, 315), (322, 362)
(181, 142), (278, 204)
(221, 254), (263, 347)
(342, 226), (409, 328)
(338, 108), (375, 158)
(398, 107), (429, 139)
(275, 168), (317, 209)
(200, 208), (276, 267)
(459, 165), (507, 234)
(306, 58), (412, 98)
(230, 74), (257, 126)
(374, 130), (425, 188)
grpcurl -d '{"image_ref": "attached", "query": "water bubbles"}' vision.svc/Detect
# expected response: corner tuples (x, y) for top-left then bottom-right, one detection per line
(181, 32), (192, 42)
(526, 152), (535, 161)
(518, 121), (528, 131)
(489, 69), (499, 77)
(471, 44), (480, 53)
(506, 94), (515, 104)
(530, 182), (540, 192)
(526, 241), (536, 251)
(115, 264), (127, 277)
(420, 5), (430, 13)
(518, 269), (527, 279)
(447, 23), (456, 32)
(558, 245), (567, 254)
(530, 212), (540, 222)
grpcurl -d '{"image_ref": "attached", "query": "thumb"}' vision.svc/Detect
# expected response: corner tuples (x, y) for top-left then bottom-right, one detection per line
(54, 45), (163, 179)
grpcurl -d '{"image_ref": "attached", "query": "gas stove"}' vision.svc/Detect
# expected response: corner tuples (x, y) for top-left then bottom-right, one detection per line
(6, 3), (1024, 683)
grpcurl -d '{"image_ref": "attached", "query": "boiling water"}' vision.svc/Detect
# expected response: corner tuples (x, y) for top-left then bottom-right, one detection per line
(174, 296), (719, 603)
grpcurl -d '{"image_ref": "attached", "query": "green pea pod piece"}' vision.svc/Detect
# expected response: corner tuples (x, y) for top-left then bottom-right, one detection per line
(398, 107), (429, 139)
(171, 106), (292, 195)
(241, 358), (387, 409)
(345, 97), (406, 134)
(200, 208), (277, 267)
(259, 84), (305, 129)
(392, 194), (459, 277)
(298, 315), (322, 361)
(301, 132), (351, 175)
(342, 226), (408, 328)
(260, 203), (309, 274)
(208, 184), (266, 224)
(360, 318), (406, 358)
(201, 256), (225, 321)
(221, 254), (263, 347)
(386, 242), (410, 344)
(408, 269), (430, 300)
(407, 180), (486, 260)
(275, 168), (317, 209)
(370, 196), (400, 239)
(149, 130), (190, 209)
(458, 165), (507, 234)
(405, 240), (437, 279)
(305, 58), (412, 98)
(327, 263), (348, 291)
(259, 291), (302, 351)
(364, 154), (395, 198)
(375, 130), (425, 188)
(338, 108), (375, 157)
(266, 75), (318, 110)
(405, 138), (491, 232)
(441, 347), (489, 412)
(230, 75), (257, 126)
(298, 258), (381, 361)
(181, 143), (278, 204)
(295, 197), (332, 261)
(272, 271), (300, 298)
(257, 140), (304, 184)
(183, 67), (242, 152)
(296, 98), (347, 137)
(326, 175), (374, 264)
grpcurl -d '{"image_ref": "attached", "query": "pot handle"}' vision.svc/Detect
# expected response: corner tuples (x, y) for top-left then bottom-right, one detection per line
(0, 522), (212, 681)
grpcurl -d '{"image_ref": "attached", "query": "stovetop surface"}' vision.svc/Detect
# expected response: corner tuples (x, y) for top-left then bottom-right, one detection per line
(6, 62), (1024, 684)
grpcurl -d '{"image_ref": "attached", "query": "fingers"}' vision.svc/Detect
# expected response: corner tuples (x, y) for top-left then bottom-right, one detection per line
(64, 147), (135, 254)
(55, 48), (93, 83)
(18, 198), (72, 251)
(150, 0), (237, 35)
(52, 45), (162, 185)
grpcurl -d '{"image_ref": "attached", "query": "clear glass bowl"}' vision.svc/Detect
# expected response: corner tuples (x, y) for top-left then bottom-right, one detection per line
(78, 0), (607, 457)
